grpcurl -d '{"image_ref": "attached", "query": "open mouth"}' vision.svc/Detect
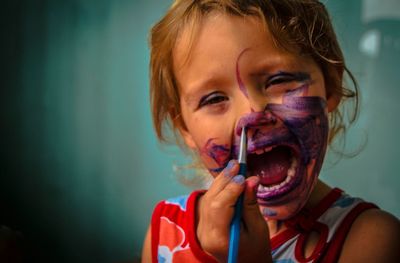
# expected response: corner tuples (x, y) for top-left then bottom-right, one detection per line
(247, 145), (301, 201)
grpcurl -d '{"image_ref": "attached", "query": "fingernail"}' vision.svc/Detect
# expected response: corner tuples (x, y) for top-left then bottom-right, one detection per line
(226, 160), (236, 170)
(247, 176), (260, 189)
(223, 160), (237, 177)
(232, 175), (245, 184)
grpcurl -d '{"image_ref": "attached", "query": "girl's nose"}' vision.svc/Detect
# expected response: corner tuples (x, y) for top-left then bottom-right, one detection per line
(237, 88), (271, 114)
(234, 92), (278, 136)
(248, 95), (270, 112)
(235, 110), (277, 136)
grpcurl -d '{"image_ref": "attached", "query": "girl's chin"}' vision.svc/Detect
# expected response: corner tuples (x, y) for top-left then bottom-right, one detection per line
(256, 160), (318, 219)
(259, 201), (306, 220)
(257, 190), (309, 220)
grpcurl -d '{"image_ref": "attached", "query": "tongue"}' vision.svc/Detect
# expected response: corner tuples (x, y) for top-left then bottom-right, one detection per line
(249, 147), (291, 186)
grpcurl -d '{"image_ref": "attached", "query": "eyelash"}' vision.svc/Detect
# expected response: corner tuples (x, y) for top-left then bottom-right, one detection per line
(266, 73), (300, 88)
(198, 92), (228, 108)
(265, 72), (310, 88)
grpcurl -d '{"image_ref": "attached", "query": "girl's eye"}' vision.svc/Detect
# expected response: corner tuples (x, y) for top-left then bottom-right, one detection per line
(266, 72), (310, 89)
(198, 92), (228, 108)
(267, 75), (293, 86)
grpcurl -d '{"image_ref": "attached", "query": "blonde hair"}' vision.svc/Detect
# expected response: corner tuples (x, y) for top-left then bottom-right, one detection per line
(149, 0), (358, 151)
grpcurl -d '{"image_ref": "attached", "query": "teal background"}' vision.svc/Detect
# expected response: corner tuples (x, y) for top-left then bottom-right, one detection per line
(1, 0), (399, 262)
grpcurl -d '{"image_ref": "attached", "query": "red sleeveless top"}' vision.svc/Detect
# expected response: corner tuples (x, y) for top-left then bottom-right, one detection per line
(151, 188), (377, 262)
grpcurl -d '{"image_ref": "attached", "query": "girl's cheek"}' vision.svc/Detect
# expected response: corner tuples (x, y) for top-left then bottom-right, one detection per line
(199, 138), (233, 173)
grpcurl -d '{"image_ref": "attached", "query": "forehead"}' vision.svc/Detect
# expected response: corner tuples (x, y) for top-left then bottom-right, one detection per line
(174, 13), (268, 72)
(174, 14), (265, 61)
(173, 13), (306, 94)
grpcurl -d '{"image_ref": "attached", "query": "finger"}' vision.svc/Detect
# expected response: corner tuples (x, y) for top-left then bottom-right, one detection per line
(207, 160), (239, 197)
(243, 176), (260, 206)
(240, 177), (270, 261)
(242, 176), (266, 228)
(212, 174), (246, 210)
(198, 174), (246, 239)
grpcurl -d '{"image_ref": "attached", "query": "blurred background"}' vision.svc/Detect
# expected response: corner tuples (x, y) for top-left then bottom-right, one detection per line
(1, 0), (399, 262)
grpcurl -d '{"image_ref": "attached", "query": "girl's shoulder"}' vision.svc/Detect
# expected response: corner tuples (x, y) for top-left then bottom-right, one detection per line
(150, 190), (216, 263)
(154, 190), (205, 214)
(339, 202), (400, 261)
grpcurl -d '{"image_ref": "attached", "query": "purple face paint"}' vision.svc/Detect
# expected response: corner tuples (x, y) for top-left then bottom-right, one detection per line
(235, 82), (328, 220)
(198, 46), (327, 220)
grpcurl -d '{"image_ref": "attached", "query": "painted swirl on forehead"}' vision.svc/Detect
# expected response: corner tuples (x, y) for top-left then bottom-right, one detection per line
(235, 48), (251, 98)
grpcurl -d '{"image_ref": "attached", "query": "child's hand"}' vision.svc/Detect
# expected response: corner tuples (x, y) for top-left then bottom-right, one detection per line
(196, 160), (272, 263)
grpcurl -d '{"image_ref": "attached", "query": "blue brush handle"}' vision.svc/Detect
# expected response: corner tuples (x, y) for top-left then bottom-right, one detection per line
(227, 163), (246, 263)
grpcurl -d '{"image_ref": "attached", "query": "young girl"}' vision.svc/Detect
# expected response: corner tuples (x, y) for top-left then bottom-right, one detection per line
(142, 0), (400, 262)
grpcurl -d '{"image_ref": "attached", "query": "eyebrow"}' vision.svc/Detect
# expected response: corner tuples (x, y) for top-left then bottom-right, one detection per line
(182, 91), (201, 109)
(181, 81), (209, 109)
(248, 55), (304, 76)
(182, 76), (226, 107)
(269, 71), (311, 81)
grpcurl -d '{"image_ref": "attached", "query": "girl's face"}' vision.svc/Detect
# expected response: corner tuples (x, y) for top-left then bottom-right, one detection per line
(173, 14), (339, 220)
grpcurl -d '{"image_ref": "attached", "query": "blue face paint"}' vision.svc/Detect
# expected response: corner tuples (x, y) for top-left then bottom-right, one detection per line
(262, 207), (278, 217)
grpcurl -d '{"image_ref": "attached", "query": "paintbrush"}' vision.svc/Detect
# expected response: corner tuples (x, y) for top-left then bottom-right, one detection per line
(227, 126), (247, 263)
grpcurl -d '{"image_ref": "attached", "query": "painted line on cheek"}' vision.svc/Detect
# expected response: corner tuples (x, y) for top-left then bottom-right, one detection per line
(201, 138), (231, 171)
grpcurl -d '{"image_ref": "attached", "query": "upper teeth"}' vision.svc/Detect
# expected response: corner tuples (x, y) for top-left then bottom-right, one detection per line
(254, 146), (274, 155)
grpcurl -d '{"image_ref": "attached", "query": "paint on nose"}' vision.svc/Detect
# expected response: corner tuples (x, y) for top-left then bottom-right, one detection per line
(235, 111), (277, 136)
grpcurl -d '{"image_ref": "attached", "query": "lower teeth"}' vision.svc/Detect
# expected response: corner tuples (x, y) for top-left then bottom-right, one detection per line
(258, 156), (297, 192)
